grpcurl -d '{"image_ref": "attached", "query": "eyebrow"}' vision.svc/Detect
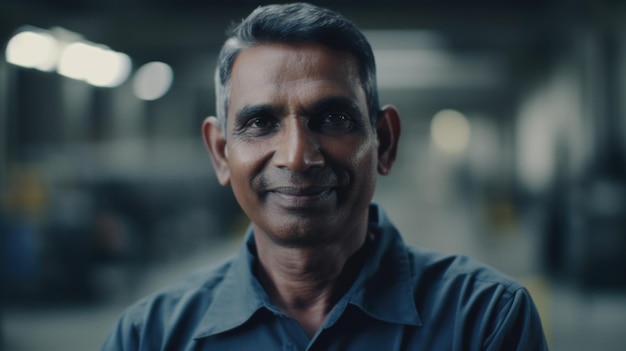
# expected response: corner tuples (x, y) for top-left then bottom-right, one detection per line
(304, 96), (363, 117)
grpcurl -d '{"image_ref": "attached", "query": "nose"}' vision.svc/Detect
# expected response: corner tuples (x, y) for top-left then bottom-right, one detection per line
(272, 117), (324, 172)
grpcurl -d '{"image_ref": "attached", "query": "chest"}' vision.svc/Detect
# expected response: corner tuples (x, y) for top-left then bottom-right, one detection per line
(185, 307), (485, 351)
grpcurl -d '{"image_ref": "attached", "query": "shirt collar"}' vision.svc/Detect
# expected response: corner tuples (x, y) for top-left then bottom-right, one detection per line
(193, 230), (272, 338)
(346, 203), (422, 326)
(193, 203), (421, 339)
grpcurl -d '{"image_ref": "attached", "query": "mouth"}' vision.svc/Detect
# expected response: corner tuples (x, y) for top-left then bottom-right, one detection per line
(271, 186), (332, 197)
(267, 186), (336, 209)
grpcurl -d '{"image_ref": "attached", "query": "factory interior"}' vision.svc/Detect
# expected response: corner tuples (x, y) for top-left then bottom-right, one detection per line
(1, 0), (626, 349)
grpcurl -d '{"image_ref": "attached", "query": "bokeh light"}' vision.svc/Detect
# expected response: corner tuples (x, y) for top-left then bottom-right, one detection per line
(132, 61), (174, 101)
(57, 42), (131, 87)
(430, 109), (472, 156)
(5, 30), (59, 71)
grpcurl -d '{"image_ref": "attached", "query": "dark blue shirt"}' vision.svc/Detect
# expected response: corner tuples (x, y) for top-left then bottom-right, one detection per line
(102, 204), (548, 350)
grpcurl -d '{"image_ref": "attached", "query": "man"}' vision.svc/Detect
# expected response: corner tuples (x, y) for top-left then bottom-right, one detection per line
(102, 3), (548, 350)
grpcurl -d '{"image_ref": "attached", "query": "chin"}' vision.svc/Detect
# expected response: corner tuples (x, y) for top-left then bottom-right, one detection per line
(264, 219), (338, 248)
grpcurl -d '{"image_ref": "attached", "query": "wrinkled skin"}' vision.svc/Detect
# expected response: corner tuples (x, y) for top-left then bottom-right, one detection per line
(203, 43), (400, 249)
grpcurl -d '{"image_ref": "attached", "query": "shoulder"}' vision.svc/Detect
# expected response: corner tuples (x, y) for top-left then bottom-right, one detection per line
(406, 246), (523, 296)
(373, 204), (522, 298)
(403, 245), (531, 327)
(127, 259), (233, 323)
(101, 258), (236, 350)
(403, 246), (548, 349)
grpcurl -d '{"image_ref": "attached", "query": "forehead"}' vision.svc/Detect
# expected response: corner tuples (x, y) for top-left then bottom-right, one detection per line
(227, 43), (365, 115)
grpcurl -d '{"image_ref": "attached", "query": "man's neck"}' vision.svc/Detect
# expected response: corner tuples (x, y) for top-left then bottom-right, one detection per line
(253, 227), (369, 337)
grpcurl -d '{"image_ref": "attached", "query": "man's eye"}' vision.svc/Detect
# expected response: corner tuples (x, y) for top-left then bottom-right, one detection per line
(236, 116), (278, 137)
(245, 116), (279, 131)
(321, 112), (353, 129)
(250, 118), (271, 128)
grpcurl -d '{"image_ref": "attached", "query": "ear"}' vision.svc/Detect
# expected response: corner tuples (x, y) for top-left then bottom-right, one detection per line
(376, 105), (401, 175)
(202, 116), (231, 186)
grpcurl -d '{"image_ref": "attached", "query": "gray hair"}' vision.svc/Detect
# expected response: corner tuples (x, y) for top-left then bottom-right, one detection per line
(214, 2), (380, 131)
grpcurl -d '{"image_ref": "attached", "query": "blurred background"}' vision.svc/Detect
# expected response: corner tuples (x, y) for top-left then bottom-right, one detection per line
(1, 0), (625, 350)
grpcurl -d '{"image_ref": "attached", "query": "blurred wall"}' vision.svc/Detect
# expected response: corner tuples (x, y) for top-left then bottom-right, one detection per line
(0, 0), (625, 304)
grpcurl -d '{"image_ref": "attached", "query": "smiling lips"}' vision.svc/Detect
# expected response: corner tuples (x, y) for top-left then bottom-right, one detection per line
(270, 186), (332, 196)
(258, 168), (344, 208)
(266, 185), (336, 208)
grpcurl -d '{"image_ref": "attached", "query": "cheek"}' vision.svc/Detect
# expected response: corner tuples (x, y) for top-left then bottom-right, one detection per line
(348, 140), (378, 173)
(226, 141), (272, 189)
(226, 144), (252, 184)
(327, 137), (378, 190)
(228, 140), (265, 166)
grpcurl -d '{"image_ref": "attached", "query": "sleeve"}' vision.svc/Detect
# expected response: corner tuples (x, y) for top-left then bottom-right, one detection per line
(483, 288), (549, 351)
(101, 310), (141, 351)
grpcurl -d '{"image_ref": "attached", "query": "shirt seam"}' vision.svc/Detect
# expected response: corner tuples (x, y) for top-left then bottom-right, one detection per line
(481, 286), (524, 348)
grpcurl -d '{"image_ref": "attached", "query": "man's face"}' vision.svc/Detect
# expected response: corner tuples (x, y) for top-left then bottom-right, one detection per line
(218, 43), (379, 246)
